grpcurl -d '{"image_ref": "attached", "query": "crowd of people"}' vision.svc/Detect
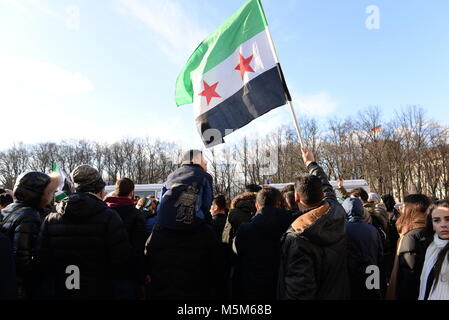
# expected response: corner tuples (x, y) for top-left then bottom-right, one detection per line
(0, 147), (448, 300)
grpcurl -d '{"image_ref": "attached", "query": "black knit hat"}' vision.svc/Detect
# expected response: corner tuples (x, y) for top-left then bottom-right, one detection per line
(13, 171), (51, 208)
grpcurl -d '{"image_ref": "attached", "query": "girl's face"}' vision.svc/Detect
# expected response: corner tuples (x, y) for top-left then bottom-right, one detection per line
(432, 207), (449, 240)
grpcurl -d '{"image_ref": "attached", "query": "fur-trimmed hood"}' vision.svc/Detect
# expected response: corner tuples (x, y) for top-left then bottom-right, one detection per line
(13, 171), (60, 209)
(288, 199), (346, 246)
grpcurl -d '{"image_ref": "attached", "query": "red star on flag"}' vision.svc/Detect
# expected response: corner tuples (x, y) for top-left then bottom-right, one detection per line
(198, 81), (221, 105)
(235, 53), (255, 80)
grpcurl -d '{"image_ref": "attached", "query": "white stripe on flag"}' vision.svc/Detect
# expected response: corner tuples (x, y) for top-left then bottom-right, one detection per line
(192, 30), (277, 118)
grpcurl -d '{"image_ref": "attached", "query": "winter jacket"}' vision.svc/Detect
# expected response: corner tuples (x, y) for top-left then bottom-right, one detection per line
(0, 171), (57, 299)
(211, 213), (228, 241)
(141, 210), (157, 236)
(0, 203), (42, 297)
(343, 198), (384, 300)
(104, 196), (147, 253)
(278, 162), (350, 300)
(37, 192), (133, 300)
(0, 232), (18, 299)
(104, 196), (147, 287)
(222, 197), (256, 244)
(364, 202), (389, 239)
(395, 228), (427, 300)
(211, 213), (230, 299)
(418, 234), (449, 300)
(383, 210), (400, 280)
(233, 207), (297, 300)
(156, 164), (213, 232)
(145, 223), (223, 300)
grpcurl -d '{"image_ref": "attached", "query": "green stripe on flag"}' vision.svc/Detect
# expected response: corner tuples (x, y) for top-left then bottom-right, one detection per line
(175, 0), (268, 106)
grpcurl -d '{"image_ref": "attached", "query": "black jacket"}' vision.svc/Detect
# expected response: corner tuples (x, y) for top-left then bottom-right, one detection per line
(0, 232), (18, 299)
(104, 197), (147, 283)
(211, 213), (227, 241)
(222, 198), (256, 244)
(0, 203), (42, 288)
(145, 223), (223, 300)
(343, 198), (384, 299)
(37, 192), (133, 300)
(395, 228), (427, 300)
(233, 207), (296, 300)
(278, 162), (350, 300)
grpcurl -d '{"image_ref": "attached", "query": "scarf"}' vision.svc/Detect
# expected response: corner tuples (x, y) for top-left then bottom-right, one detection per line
(103, 196), (135, 207)
(418, 234), (449, 300)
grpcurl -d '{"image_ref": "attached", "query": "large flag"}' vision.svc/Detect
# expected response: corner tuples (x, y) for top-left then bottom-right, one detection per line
(175, 0), (290, 147)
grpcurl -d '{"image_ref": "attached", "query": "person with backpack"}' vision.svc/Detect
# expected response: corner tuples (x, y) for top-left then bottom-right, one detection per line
(144, 149), (223, 300)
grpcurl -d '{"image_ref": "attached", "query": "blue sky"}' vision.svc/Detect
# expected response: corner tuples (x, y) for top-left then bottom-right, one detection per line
(0, 0), (448, 151)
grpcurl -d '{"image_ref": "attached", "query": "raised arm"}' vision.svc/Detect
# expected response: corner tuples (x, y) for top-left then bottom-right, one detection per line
(301, 147), (336, 201)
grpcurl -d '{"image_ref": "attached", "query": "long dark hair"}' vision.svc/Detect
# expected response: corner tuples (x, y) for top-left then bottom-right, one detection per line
(381, 194), (396, 212)
(425, 200), (449, 290)
(396, 194), (430, 235)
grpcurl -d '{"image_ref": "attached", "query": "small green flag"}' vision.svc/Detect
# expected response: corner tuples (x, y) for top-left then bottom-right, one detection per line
(52, 162), (72, 201)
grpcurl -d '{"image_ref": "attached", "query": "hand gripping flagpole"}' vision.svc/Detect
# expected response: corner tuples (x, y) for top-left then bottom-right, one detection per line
(264, 25), (306, 149)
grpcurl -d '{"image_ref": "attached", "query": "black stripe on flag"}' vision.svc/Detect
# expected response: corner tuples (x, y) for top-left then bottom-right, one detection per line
(196, 66), (287, 148)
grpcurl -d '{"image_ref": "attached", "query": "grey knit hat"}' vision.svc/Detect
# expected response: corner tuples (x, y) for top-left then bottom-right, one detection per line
(71, 165), (105, 193)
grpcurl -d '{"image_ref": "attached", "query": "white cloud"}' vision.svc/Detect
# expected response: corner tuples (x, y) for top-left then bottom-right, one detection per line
(0, 56), (95, 149)
(130, 116), (204, 149)
(3, 0), (59, 17)
(3, 0), (80, 30)
(117, 0), (209, 65)
(0, 56), (94, 94)
(294, 91), (338, 116)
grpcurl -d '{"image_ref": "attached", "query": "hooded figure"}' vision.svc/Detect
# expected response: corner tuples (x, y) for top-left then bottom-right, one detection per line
(221, 192), (257, 244)
(0, 171), (59, 299)
(343, 198), (384, 300)
(37, 165), (133, 300)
